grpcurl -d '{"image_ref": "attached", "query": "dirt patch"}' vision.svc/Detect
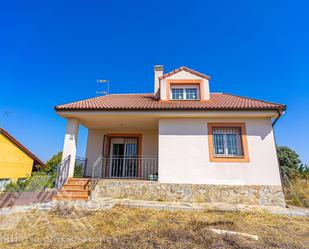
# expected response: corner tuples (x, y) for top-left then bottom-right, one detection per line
(0, 205), (308, 248)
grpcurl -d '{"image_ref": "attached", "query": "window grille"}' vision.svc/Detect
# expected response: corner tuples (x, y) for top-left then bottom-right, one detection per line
(212, 127), (244, 157)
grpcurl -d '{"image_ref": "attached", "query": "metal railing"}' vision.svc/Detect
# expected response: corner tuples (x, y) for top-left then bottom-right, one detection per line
(55, 155), (71, 190)
(91, 155), (158, 189)
(74, 156), (88, 178)
(91, 154), (103, 190)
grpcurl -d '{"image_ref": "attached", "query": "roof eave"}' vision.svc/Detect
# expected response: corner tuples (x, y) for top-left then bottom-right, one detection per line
(55, 107), (284, 112)
(0, 128), (46, 168)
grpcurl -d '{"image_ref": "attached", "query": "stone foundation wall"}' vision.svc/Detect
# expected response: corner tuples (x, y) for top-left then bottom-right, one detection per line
(91, 180), (286, 207)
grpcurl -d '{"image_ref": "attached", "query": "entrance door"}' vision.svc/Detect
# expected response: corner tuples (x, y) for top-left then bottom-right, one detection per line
(109, 137), (139, 178)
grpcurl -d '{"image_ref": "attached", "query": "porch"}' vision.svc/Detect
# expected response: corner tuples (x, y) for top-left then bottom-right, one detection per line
(56, 114), (160, 190)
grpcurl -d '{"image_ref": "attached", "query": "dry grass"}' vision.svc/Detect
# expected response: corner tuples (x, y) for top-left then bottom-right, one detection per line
(0, 205), (308, 249)
(284, 179), (309, 207)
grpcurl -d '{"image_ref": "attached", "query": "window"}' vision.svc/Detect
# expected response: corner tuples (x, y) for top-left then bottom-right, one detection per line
(186, 88), (198, 100)
(171, 87), (198, 100)
(172, 88), (185, 100)
(213, 127), (243, 157)
(167, 79), (203, 101)
(208, 123), (249, 162)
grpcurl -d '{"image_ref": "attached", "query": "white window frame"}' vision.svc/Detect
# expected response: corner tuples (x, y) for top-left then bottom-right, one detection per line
(170, 85), (200, 100)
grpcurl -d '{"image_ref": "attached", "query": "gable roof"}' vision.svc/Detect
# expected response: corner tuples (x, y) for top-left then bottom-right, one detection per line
(0, 128), (46, 167)
(55, 93), (285, 112)
(159, 66), (210, 80)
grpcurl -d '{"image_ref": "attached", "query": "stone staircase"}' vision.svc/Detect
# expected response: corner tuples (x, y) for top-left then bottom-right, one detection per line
(52, 178), (91, 201)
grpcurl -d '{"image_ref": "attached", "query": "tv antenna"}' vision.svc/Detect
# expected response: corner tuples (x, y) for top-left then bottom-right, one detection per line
(96, 79), (110, 95)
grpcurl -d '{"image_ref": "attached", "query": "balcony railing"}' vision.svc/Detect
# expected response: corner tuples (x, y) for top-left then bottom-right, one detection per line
(104, 156), (158, 179)
(91, 155), (158, 189)
(73, 156), (88, 178)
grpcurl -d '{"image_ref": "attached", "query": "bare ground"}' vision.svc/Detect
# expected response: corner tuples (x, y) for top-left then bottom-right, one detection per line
(0, 205), (308, 249)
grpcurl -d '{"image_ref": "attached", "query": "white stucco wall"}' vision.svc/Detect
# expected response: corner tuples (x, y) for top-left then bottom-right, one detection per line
(85, 129), (158, 176)
(62, 118), (79, 177)
(158, 118), (282, 185)
(160, 71), (210, 100)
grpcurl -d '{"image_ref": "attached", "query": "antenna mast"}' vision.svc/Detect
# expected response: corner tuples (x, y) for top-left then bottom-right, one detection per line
(96, 79), (110, 95)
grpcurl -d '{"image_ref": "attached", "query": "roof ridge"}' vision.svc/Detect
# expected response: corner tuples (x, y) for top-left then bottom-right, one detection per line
(159, 66), (210, 80)
(222, 92), (286, 109)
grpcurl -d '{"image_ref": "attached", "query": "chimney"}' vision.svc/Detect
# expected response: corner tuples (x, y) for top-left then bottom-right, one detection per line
(154, 65), (163, 94)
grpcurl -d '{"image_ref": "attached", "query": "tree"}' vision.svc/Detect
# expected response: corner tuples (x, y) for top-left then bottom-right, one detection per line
(43, 152), (63, 187)
(44, 152), (63, 174)
(277, 146), (302, 181)
(299, 163), (309, 179)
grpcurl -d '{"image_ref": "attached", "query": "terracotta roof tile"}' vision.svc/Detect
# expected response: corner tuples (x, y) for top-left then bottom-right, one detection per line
(159, 66), (210, 80)
(55, 93), (285, 112)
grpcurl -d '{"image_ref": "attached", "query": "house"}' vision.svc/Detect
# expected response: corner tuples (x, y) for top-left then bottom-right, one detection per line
(54, 66), (286, 206)
(0, 128), (46, 190)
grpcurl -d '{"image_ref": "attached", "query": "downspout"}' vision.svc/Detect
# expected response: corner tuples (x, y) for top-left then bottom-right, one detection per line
(272, 106), (288, 207)
(272, 107), (284, 127)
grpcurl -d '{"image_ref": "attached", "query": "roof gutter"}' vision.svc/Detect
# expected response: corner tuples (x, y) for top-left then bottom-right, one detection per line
(272, 106), (286, 127)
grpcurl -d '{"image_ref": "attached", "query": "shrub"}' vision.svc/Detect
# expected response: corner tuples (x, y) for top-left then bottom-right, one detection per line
(4, 179), (27, 192)
(4, 152), (63, 192)
(24, 172), (53, 191)
(42, 152), (63, 188)
(73, 163), (84, 178)
(4, 172), (53, 193)
(277, 146), (302, 181)
(277, 146), (309, 207)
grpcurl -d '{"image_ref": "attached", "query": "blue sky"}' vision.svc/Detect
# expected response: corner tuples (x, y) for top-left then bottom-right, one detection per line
(0, 0), (308, 164)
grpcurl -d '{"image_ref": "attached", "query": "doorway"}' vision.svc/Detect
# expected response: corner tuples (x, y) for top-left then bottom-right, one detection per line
(109, 137), (139, 178)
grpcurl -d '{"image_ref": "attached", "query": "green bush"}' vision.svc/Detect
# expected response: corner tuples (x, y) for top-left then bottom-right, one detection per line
(4, 179), (27, 192)
(4, 172), (53, 192)
(24, 172), (53, 191)
(277, 146), (309, 207)
(277, 146), (302, 181)
(42, 151), (63, 188)
(4, 152), (63, 192)
(73, 163), (84, 178)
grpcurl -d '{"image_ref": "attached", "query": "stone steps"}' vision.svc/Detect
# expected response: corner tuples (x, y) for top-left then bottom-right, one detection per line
(67, 178), (91, 185)
(52, 195), (89, 201)
(52, 178), (91, 201)
(62, 184), (89, 190)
